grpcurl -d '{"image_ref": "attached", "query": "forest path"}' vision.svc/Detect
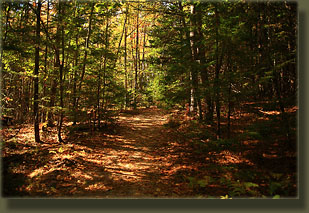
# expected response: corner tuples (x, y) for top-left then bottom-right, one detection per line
(64, 107), (193, 198)
(2, 106), (297, 198)
(2, 107), (195, 198)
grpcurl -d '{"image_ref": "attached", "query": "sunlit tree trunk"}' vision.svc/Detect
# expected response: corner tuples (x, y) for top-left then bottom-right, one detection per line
(178, 2), (195, 115)
(124, 6), (128, 109)
(133, 2), (140, 109)
(190, 3), (203, 120)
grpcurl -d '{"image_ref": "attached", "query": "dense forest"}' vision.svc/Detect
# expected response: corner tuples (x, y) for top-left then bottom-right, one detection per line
(1, 0), (297, 198)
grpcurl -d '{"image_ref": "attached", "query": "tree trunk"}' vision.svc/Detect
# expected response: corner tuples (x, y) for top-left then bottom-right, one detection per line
(102, 18), (109, 112)
(72, 2), (79, 125)
(57, 1), (65, 142)
(42, 0), (49, 123)
(34, 0), (42, 143)
(134, 3), (140, 109)
(214, 5), (221, 139)
(179, 2), (198, 115)
(96, 54), (102, 129)
(124, 7), (128, 109)
(72, 34), (79, 125)
(75, 3), (95, 111)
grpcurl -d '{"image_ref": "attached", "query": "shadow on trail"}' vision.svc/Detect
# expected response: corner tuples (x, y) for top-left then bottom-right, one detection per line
(5, 108), (190, 197)
(3, 107), (296, 198)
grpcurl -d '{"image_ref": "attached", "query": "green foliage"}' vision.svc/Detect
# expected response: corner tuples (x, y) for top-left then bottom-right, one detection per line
(269, 182), (282, 196)
(188, 174), (261, 197)
(228, 180), (259, 197)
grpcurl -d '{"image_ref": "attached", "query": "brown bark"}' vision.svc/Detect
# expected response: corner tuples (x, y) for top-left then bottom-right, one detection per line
(34, 0), (42, 143)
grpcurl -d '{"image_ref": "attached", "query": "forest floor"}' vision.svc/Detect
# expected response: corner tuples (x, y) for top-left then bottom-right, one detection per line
(1, 105), (297, 198)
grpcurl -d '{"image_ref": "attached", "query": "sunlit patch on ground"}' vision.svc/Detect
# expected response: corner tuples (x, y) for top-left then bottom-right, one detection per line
(71, 171), (93, 180)
(210, 150), (254, 166)
(28, 168), (45, 178)
(83, 158), (104, 166)
(1, 107), (296, 198)
(85, 183), (112, 191)
(258, 110), (281, 115)
(262, 153), (278, 158)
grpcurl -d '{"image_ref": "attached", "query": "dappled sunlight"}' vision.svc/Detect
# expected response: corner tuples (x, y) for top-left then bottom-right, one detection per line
(259, 110), (281, 115)
(71, 171), (94, 180)
(106, 168), (142, 181)
(28, 168), (45, 178)
(84, 158), (105, 166)
(51, 153), (74, 160)
(2, 106), (297, 198)
(85, 183), (112, 191)
(211, 150), (254, 166)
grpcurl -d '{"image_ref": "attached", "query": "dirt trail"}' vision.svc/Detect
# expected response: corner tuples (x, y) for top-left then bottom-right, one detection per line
(3, 107), (297, 198)
(3, 107), (195, 198)
(90, 107), (192, 198)
(62, 108), (192, 198)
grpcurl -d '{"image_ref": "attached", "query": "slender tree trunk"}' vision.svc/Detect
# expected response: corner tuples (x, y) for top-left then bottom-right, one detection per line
(189, 5), (197, 114)
(72, 34), (79, 125)
(131, 21), (135, 102)
(139, 25), (146, 92)
(97, 57), (102, 129)
(114, 8), (128, 67)
(42, 0), (49, 123)
(272, 58), (290, 139)
(98, 18), (110, 127)
(214, 5), (221, 139)
(226, 52), (233, 139)
(227, 82), (232, 138)
(102, 18), (109, 111)
(72, 3), (79, 125)
(75, 3), (95, 110)
(179, 2), (196, 115)
(194, 3), (212, 121)
(34, 0), (42, 143)
(57, 1), (65, 142)
(48, 79), (56, 127)
(124, 9), (128, 109)
(134, 3), (139, 109)
(191, 4), (203, 119)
